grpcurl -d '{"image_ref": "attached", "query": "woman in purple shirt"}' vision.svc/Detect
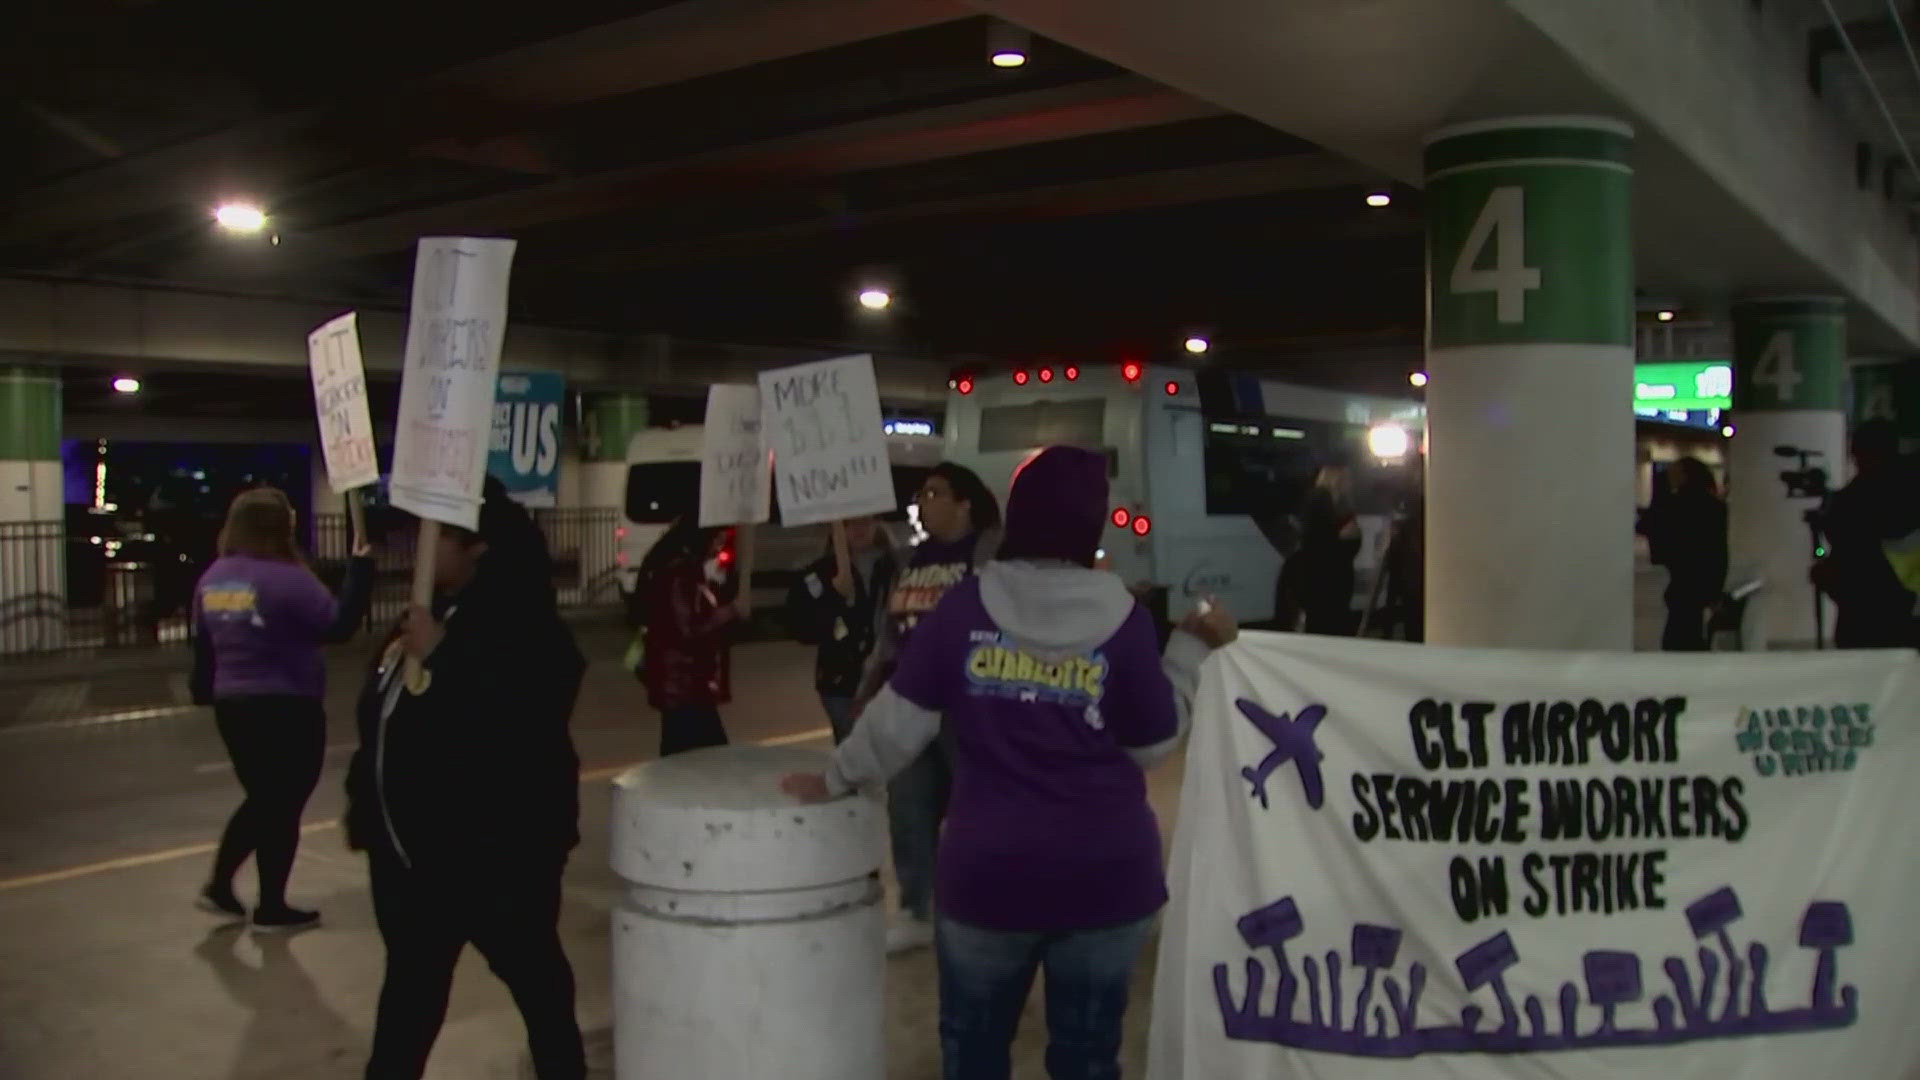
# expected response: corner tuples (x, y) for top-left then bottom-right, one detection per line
(192, 487), (371, 930)
(786, 446), (1236, 1080)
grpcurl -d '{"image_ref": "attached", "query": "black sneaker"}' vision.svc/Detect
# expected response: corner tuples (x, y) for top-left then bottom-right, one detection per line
(197, 885), (247, 920)
(251, 906), (322, 933)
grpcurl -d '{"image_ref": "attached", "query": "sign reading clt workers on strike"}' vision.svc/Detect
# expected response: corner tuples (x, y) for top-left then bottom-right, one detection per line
(389, 237), (516, 530)
(307, 312), (378, 493)
(699, 384), (771, 527)
(1149, 633), (1920, 1080)
(487, 371), (564, 508)
(758, 353), (895, 528)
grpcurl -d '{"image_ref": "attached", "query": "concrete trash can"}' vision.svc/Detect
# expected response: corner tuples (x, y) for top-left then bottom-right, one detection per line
(610, 744), (886, 1080)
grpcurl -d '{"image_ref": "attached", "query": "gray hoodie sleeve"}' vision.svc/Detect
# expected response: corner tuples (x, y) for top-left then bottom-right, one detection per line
(1125, 630), (1210, 770)
(824, 685), (941, 796)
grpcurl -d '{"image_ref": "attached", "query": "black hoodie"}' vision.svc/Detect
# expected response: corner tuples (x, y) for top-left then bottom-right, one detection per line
(345, 496), (585, 874)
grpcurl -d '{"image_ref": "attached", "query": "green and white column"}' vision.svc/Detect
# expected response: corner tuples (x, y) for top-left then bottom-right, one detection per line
(1849, 357), (1920, 454)
(582, 393), (648, 509)
(1424, 117), (1636, 649)
(1727, 297), (1848, 649)
(0, 368), (65, 651)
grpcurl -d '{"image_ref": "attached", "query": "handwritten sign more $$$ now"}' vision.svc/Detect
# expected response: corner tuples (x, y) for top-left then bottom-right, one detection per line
(758, 354), (896, 528)
(389, 237), (517, 531)
(699, 385), (771, 527)
(307, 311), (379, 493)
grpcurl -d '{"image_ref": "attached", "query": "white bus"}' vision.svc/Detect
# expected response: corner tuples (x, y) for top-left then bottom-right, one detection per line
(941, 361), (1423, 623)
(616, 424), (943, 608)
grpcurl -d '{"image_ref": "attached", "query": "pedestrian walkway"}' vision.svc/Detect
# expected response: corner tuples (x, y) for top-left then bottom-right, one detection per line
(0, 639), (1173, 1078)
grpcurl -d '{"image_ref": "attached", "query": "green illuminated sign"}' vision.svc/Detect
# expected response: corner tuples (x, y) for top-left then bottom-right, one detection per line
(1633, 361), (1732, 412)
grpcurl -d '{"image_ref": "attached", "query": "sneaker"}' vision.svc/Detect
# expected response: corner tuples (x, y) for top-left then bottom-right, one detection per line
(197, 884), (247, 920)
(886, 916), (935, 956)
(251, 906), (322, 933)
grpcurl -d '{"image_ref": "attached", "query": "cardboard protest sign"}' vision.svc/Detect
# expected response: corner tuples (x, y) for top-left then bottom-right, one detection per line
(488, 371), (565, 508)
(1150, 633), (1920, 1079)
(758, 354), (894, 528)
(306, 312), (378, 494)
(699, 384), (770, 527)
(389, 237), (517, 531)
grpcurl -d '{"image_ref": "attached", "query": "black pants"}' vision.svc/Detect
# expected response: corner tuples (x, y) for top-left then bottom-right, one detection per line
(210, 696), (327, 910)
(659, 703), (728, 757)
(366, 850), (585, 1080)
(1662, 599), (1711, 651)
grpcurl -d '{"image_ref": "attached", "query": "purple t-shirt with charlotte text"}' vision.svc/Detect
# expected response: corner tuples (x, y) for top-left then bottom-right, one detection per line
(889, 577), (1178, 932)
(195, 555), (340, 700)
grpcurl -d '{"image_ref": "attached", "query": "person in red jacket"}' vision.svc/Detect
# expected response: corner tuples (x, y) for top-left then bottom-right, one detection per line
(637, 518), (749, 756)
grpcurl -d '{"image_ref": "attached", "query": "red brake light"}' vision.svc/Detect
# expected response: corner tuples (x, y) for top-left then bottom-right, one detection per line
(1013, 369), (1030, 386)
(957, 378), (974, 395)
(1064, 365), (1080, 381)
(717, 547), (734, 566)
(615, 526), (627, 540)
(1121, 362), (1142, 383)
(1111, 507), (1131, 528)
(1164, 381), (1179, 396)
(1132, 515), (1151, 536)
(1038, 367), (1054, 383)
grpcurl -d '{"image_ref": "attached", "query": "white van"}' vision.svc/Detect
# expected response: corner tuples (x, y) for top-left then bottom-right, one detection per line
(941, 361), (1423, 623)
(616, 425), (943, 608)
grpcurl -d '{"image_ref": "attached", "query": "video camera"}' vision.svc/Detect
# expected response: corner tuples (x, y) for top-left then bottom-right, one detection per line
(1774, 445), (1829, 501)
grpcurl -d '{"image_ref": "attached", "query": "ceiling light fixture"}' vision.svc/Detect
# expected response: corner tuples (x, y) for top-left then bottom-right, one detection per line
(1365, 191), (1392, 208)
(213, 202), (267, 234)
(858, 288), (892, 311)
(987, 21), (1030, 68)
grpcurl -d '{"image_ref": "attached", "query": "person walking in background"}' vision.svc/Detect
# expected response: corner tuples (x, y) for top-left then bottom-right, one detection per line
(858, 462), (1001, 954)
(346, 479), (587, 1080)
(1637, 457), (1728, 651)
(1813, 420), (1920, 649)
(1285, 458), (1363, 635)
(638, 517), (749, 756)
(193, 486), (372, 931)
(785, 514), (899, 743)
(783, 445), (1237, 1080)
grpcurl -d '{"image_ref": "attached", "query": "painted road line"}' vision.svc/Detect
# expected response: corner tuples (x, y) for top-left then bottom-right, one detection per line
(0, 704), (198, 737)
(193, 743), (356, 775)
(0, 726), (835, 893)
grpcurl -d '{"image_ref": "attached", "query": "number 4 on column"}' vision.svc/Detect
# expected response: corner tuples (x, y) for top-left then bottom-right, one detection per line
(1752, 331), (1802, 405)
(1450, 186), (1541, 324)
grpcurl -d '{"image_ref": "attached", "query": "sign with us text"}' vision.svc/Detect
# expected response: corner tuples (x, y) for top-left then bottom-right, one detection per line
(390, 237), (517, 530)
(758, 354), (895, 527)
(1150, 633), (1920, 1080)
(699, 384), (770, 527)
(487, 371), (565, 508)
(306, 311), (379, 493)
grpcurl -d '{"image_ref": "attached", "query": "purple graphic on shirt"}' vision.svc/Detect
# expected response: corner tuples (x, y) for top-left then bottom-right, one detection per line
(1235, 700), (1327, 810)
(1211, 888), (1858, 1056)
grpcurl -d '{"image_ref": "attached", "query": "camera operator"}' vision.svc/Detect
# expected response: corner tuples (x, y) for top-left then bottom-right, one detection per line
(1810, 421), (1919, 649)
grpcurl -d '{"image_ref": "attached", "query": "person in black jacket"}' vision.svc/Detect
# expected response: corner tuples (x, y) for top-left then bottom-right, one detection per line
(784, 515), (898, 743)
(1283, 460), (1363, 635)
(1639, 457), (1728, 651)
(345, 479), (587, 1080)
(1812, 421), (1919, 649)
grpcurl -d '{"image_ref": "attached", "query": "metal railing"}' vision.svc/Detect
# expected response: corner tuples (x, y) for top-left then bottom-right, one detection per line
(0, 508), (625, 657)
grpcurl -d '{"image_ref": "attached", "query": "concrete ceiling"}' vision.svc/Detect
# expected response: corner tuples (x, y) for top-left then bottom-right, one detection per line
(2, 0), (1418, 387)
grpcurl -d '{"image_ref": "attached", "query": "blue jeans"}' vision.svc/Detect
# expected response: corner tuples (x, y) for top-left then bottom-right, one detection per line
(888, 741), (948, 921)
(937, 915), (1154, 1080)
(819, 694), (856, 744)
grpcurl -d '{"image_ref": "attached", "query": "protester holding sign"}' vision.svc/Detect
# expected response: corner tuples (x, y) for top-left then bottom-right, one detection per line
(785, 446), (1238, 1079)
(855, 462), (1001, 954)
(637, 517), (750, 756)
(346, 478), (587, 1080)
(785, 516), (899, 742)
(192, 487), (373, 930)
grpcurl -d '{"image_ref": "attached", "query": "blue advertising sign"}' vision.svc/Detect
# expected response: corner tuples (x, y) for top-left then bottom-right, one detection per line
(488, 372), (565, 507)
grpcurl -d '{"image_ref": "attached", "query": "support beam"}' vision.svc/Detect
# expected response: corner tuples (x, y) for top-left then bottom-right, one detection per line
(4, 0), (972, 240)
(303, 78), (1220, 257)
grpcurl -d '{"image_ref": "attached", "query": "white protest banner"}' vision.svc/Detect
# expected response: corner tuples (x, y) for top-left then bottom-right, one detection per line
(1150, 633), (1920, 1080)
(758, 353), (894, 527)
(389, 237), (516, 531)
(306, 312), (379, 493)
(699, 385), (770, 527)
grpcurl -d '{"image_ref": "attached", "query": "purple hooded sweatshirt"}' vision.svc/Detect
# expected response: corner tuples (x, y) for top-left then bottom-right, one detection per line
(824, 447), (1209, 932)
